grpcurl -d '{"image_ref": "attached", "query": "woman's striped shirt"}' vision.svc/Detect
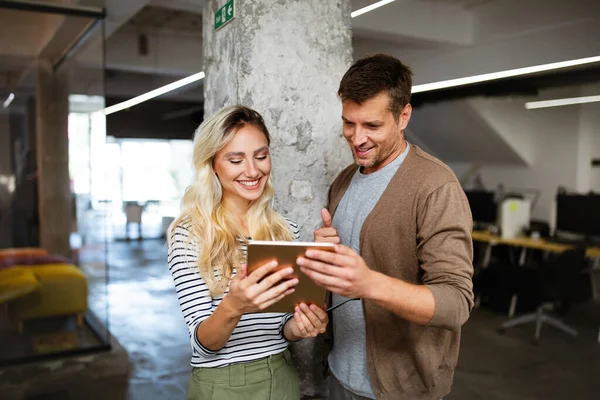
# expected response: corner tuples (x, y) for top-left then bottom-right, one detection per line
(167, 219), (300, 368)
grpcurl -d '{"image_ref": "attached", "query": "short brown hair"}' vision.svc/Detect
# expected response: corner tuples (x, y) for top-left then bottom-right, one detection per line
(338, 54), (413, 120)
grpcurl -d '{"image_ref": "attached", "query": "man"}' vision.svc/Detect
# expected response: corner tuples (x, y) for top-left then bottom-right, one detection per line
(297, 54), (474, 400)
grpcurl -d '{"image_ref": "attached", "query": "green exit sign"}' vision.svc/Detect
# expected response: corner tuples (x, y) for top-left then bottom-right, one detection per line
(214, 0), (235, 31)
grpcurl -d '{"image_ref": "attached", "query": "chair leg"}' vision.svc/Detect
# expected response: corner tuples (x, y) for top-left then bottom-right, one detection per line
(543, 315), (578, 337)
(590, 258), (599, 301)
(501, 312), (538, 329)
(508, 294), (518, 318)
(534, 306), (543, 341)
(482, 244), (492, 267)
(502, 306), (578, 341)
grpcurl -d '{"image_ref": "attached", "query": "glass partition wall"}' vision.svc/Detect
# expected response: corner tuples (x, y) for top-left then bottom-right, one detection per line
(0, 2), (110, 365)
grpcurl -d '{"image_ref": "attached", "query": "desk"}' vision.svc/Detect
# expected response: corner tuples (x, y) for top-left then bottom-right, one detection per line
(472, 231), (600, 258)
(472, 230), (600, 342)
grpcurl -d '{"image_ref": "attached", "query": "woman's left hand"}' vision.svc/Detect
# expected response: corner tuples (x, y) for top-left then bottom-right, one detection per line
(284, 303), (328, 340)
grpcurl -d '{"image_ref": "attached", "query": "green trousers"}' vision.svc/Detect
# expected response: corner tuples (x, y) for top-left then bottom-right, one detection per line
(187, 350), (300, 400)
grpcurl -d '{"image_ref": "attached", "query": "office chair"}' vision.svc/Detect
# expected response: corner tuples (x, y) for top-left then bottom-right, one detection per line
(497, 246), (588, 344)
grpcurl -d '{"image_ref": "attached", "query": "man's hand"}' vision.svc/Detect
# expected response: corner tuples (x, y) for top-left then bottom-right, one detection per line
(297, 244), (377, 299)
(298, 245), (436, 325)
(314, 208), (340, 244)
(283, 303), (329, 341)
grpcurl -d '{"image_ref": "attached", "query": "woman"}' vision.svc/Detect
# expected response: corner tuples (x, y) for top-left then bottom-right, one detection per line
(167, 105), (328, 400)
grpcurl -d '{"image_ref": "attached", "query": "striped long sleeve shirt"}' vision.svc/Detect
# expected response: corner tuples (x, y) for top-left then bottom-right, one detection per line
(167, 219), (300, 368)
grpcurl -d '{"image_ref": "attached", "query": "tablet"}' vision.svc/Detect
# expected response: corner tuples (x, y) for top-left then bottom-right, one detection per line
(246, 240), (335, 313)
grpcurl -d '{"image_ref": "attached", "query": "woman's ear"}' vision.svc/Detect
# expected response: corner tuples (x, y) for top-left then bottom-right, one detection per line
(211, 169), (221, 185)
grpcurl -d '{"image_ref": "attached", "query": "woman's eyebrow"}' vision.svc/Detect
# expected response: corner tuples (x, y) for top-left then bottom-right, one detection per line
(224, 151), (245, 158)
(254, 146), (269, 154)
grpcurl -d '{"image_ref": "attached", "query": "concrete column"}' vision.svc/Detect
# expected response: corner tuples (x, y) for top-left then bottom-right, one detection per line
(36, 61), (72, 257)
(203, 0), (353, 238)
(203, 0), (353, 396)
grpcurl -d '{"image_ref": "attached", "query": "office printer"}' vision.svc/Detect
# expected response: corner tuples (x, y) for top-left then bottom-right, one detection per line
(497, 198), (531, 239)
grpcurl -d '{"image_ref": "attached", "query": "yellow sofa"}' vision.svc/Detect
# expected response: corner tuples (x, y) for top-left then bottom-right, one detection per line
(0, 267), (40, 304)
(8, 263), (88, 332)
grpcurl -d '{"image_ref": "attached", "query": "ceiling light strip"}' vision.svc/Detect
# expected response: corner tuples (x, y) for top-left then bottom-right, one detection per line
(525, 94), (600, 109)
(102, 71), (205, 115)
(412, 56), (600, 93)
(351, 0), (396, 18)
(2, 93), (15, 108)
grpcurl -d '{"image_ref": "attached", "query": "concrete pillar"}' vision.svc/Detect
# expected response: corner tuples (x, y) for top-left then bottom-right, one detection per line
(203, 0), (353, 237)
(36, 61), (72, 257)
(203, 0), (353, 396)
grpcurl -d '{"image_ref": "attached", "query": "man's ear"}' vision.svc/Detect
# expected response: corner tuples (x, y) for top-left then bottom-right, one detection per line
(399, 103), (412, 130)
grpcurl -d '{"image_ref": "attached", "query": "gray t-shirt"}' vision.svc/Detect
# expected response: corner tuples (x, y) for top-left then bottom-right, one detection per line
(328, 143), (410, 398)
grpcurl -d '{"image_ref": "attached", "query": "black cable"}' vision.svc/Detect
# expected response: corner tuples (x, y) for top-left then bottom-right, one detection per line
(326, 298), (360, 313)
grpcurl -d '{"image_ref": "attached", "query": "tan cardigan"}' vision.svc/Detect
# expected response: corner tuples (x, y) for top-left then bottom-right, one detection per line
(325, 144), (474, 400)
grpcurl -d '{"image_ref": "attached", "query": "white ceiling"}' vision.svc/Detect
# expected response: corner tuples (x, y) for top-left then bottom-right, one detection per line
(2, 0), (600, 165)
(421, 0), (495, 9)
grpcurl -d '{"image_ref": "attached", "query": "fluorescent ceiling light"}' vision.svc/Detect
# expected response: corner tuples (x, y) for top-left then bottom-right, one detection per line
(412, 55), (600, 93)
(102, 71), (205, 115)
(2, 93), (15, 108)
(351, 0), (395, 18)
(525, 94), (600, 109)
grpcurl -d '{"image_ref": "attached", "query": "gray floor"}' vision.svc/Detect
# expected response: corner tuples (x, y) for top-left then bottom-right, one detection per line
(448, 304), (600, 399)
(3, 238), (600, 399)
(103, 239), (192, 400)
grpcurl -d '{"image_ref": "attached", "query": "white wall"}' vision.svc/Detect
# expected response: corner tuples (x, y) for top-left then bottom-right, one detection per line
(409, 99), (527, 165)
(448, 91), (583, 223)
(578, 83), (600, 193)
(467, 97), (541, 166)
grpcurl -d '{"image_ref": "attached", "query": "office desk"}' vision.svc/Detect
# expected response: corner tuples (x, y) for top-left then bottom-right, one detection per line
(472, 230), (600, 259)
(472, 230), (600, 342)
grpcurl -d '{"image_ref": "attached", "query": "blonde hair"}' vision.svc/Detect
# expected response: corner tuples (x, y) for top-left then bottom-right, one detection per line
(169, 105), (293, 296)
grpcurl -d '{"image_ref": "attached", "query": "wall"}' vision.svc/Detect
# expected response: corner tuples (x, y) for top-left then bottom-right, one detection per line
(448, 89), (583, 223)
(409, 99), (528, 165)
(577, 83), (600, 192)
(467, 97), (541, 166)
(105, 26), (203, 76)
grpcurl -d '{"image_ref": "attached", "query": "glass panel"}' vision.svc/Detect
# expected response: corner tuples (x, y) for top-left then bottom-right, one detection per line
(0, 7), (109, 365)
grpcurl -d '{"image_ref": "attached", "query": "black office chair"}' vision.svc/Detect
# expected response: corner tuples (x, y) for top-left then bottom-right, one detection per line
(497, 246), (588, 344)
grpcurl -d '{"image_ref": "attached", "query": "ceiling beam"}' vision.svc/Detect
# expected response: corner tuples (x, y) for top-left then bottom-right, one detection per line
(0, 0), (104, 19)
(352, 0), (474, 46)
